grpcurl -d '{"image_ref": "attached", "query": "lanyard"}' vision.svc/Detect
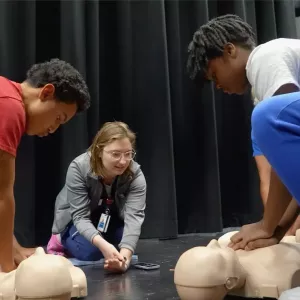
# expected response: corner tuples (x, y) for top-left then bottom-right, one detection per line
(101, 177), (118, 214)
(95, 178), (118, 233)
(90, 177), (118, 228)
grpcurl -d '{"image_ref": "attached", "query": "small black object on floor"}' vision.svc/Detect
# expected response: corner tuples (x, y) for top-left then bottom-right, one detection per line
(81, 233), (260, 300)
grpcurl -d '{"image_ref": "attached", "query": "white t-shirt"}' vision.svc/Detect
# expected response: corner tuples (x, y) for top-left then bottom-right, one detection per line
(246, 38), (300, 104)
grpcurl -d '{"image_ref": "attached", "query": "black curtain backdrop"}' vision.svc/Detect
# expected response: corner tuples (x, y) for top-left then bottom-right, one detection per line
(0, 0), (298, 247)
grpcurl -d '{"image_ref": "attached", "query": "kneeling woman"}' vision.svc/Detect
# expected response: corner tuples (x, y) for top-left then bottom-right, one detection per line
(47, 121), (147, 273)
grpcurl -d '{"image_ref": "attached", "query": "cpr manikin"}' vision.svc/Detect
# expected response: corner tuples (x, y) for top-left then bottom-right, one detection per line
(174, 231), (300, 300)
(0, 247), (87, 300)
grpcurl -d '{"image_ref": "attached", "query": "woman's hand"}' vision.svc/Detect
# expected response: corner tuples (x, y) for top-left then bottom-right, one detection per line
(101, 242), (124, 262)
(93, 235), (124, 261)
(228, 220), (274, 250)
(102, 245), (132, 273)
(104, 257), (128, 273)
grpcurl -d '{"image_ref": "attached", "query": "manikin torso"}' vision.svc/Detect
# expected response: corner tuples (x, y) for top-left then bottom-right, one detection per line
(0, 270), (15, 300)
(220, 232), (300, 298)
(174, 231), (300, 300)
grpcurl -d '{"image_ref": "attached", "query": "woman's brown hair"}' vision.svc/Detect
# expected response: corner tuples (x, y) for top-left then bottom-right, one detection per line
(88, 121), (136, 179)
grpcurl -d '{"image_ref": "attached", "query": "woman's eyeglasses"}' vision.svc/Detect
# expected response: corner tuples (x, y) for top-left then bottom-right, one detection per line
(103, 150), (136, 161)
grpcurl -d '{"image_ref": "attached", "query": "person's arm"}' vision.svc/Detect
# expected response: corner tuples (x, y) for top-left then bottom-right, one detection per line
(274, 198), (300, 239)
(12, 235), (36, 266)
(261, 168), (293, 234)
(0, 150), (16, 272)
(65, 160), (123, 261)
(118, 170), (147, 264)
(66, 160), (104, 246)
(0, 98), (25, 271)
(13, 235), (20, 248)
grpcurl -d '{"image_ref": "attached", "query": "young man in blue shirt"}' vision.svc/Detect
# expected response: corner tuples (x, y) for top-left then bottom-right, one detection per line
(187, 14), (300, 250)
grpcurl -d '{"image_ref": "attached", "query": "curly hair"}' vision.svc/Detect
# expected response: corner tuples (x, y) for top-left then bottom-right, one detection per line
(25, 58), (90, 112)
(187, 14), (256, 81)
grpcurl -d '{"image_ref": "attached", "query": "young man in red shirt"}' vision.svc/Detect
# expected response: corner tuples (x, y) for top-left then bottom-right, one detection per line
(0, 58), (90, 272)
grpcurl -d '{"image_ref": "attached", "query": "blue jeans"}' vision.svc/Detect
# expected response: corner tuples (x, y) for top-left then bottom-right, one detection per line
(61, 223), (124, 261)
(251, 91), (300, 204)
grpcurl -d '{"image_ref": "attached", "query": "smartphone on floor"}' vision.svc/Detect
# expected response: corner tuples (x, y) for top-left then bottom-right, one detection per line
(133, 262), (160, 270)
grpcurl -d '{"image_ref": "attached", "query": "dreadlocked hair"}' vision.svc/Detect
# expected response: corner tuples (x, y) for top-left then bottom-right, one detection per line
(187, 14), (256, 80)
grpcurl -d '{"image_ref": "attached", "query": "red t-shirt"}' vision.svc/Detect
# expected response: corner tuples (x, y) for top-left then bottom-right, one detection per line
(0, 76), (26, 157)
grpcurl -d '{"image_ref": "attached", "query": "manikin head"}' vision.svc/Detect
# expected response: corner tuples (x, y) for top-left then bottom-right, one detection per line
(22, 58), (90, 137)
(89, 121), (136, 182)
(32, 247), (87, 299)
(174, 239), (246, 300)
(15, 249), (73, 300)
(187, 14), (256, 95)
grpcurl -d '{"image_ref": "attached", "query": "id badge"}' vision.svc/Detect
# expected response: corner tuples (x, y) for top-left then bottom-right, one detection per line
(97, 213), (111, 233)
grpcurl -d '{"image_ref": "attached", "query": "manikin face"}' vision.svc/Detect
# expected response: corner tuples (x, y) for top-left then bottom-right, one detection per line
(101, 138), (135, 178)
(26, 84), (77, 137)
(206, 43), (249, 95)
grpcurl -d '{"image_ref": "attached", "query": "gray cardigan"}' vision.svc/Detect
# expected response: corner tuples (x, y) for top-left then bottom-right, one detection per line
(51, 152), (147, 253)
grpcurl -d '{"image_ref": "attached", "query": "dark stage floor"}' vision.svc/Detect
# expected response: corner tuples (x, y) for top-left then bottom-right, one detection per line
(80, 231), (253, 300)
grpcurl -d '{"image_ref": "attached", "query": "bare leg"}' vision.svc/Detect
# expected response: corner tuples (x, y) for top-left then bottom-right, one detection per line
(255, 155), (300, 236)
